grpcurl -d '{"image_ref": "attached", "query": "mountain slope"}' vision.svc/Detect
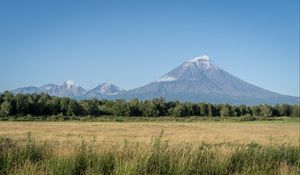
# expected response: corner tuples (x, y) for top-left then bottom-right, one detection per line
(13, 86), (40, 94)
(83, 83), (124, 98)
(117, 55), (299, 105)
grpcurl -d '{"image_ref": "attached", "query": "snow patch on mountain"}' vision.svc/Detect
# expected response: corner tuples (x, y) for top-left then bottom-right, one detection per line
(65, 80), (76, 89)
(100, 83), (112, 93)
(157, 76), (177, 82)
(184, 55), (213, 69)
(189, 55), (210, 62)
(82, 83), (124, 98)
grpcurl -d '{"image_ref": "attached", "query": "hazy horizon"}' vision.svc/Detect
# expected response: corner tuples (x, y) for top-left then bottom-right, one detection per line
(0, 0), (299, 96)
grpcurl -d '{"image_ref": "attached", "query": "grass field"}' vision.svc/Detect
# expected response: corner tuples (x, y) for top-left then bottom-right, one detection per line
(0, 119), (299, 146)
(0, 118), (299, 174)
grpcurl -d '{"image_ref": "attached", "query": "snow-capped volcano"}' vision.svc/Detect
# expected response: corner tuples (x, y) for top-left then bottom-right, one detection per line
(117, 55), (299, 104)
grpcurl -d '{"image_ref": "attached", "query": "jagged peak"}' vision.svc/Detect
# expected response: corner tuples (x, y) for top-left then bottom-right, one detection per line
(64, 80), (76, 89)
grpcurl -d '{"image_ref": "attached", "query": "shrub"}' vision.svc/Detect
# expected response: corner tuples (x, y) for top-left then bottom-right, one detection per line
(239, 114), (256, 121)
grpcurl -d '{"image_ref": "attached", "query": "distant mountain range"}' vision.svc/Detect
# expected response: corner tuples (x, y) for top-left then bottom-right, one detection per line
(13, 81), (124, 99)
(11, 55), (299, 105)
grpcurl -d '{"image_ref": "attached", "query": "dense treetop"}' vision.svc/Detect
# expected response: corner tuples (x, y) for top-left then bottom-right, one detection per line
(0, 92), (299, 118)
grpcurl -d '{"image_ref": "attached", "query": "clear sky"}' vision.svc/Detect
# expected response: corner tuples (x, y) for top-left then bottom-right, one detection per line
(0, 0), (299, 96)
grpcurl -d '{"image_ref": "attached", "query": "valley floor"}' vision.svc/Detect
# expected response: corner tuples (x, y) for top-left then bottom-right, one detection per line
(0, 119), (299, 146)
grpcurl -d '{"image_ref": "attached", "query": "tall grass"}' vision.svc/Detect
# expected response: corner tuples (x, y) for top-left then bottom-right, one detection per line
(0, 132), (299, 175)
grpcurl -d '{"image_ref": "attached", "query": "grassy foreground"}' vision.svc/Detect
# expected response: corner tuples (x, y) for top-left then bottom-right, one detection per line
(0, 132), (300, 175)
(0, 119), (299, 174)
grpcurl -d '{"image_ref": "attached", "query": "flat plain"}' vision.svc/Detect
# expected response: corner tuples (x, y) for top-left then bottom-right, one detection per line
(0, 119), (298, 146)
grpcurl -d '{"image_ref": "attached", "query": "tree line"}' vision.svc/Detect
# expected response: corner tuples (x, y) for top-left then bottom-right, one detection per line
(0, 91), (299, 118)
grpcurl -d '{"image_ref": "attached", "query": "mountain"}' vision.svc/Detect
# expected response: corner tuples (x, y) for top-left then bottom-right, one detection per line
(12, 81), (123, 99)
(10, 56), (299, 104)
(83, 83), (124, 98)
(13, 86), (40, 94)
(43, 80), (86, 98)
(13, 80), (86, 98)
(116, 55), (299, 105)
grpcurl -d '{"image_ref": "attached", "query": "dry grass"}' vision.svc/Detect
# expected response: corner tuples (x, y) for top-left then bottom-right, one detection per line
(0, 120), (298, 147)
(0, 120), (299, 174)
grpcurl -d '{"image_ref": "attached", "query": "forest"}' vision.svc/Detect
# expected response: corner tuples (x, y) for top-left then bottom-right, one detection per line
(0, 91), (299, 118)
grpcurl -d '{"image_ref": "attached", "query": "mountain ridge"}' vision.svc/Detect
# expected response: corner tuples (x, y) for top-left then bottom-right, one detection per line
(12, 81), (124, 99)
(10, 55), (299, 105)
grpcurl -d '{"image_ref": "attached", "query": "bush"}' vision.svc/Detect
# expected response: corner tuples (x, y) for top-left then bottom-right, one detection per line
(239, 114), (256, 121)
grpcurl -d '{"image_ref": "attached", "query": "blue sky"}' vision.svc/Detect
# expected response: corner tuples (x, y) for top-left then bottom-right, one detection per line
(0, 0), (299, 96)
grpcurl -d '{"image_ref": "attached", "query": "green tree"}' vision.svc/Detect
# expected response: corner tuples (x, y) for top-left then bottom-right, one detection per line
(142, 100), (159, 117)
(112, 99), (129, 116)
(2, 91), (13, 102)
(251, 106), (261, 117)
(80, 99), (99, 116)
(278, 104), (292, 116)
(14, 94), (30, 115)
(36, 94), (49, 115)
(239, 105), (247, 116)
(292, 105), (300, 117)
(207, 104), (213, 117)
(128, 98), (142, 116)
(2, 92), (295, 118)
(165, 101), (178, 116)
(184, 102), (196, 116)
(28, 93), (42, 115)
(212, 105), (221, 116)
(66, 100), (81, 116)
(260, 104), (273, 117)
(232, 106), (241, 117)
(47, 96), (60, 115)
(220, 104), (232, 117)
(152, 98), (167, 116)
(0, 101), (11, 116)
(60, 98), (72, 115)
(198, 103), (208, 116)
(172, 104), (186, 117)
(97, 100), (112, 116)
(1, 91), (15, 115)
